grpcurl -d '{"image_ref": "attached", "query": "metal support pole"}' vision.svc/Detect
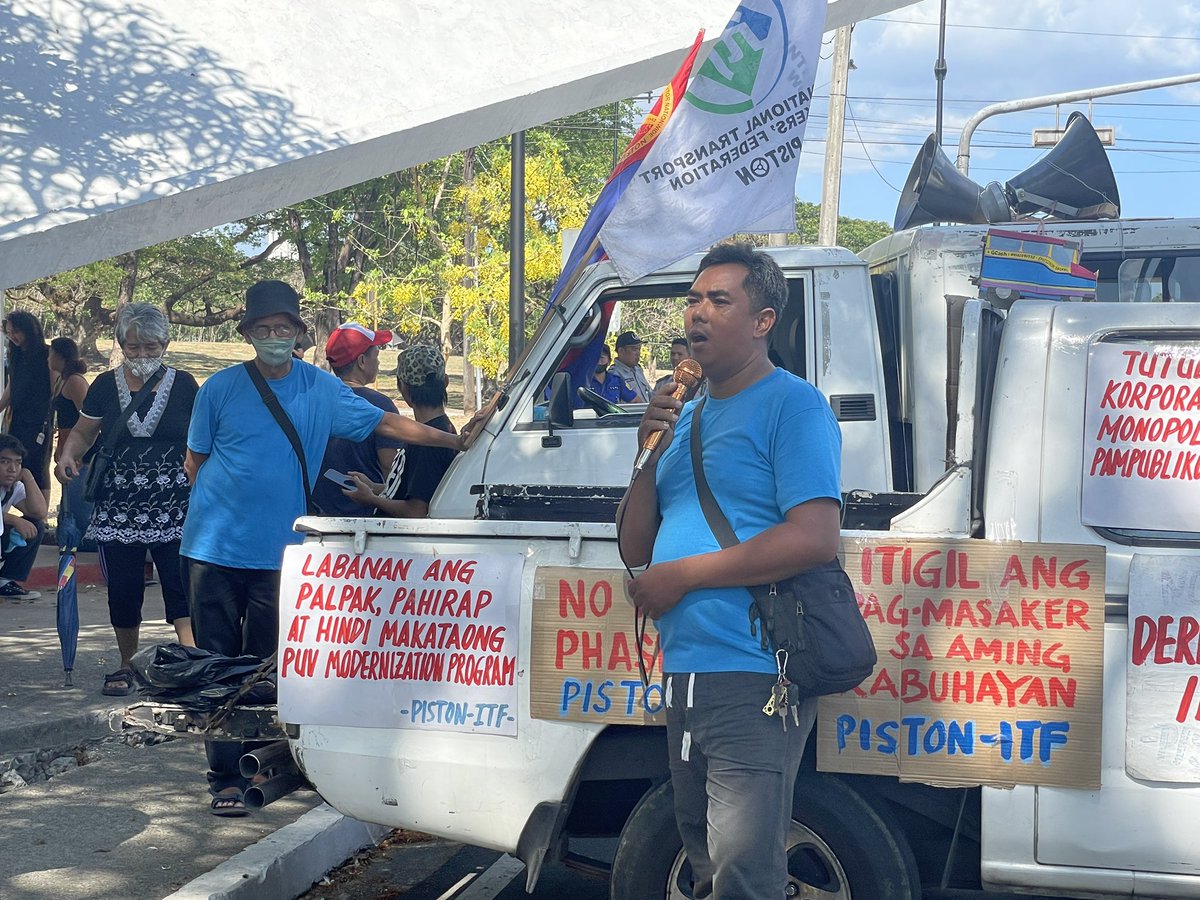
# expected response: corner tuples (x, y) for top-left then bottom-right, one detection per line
(933, 0), (947, 147)
(508, 131), (525, 368)
(956, 72), (1200, 175)
(818, 25), (853, 246)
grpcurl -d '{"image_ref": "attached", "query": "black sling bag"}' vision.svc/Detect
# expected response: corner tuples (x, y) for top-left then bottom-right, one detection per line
(688, 396), (877, 698)
(83, 368), (165, 503)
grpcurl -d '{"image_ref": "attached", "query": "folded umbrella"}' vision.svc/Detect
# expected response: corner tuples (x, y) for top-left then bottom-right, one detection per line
(55, 513), (82, 687)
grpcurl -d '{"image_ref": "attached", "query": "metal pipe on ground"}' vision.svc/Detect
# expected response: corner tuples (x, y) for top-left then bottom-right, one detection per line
(239, 740), (295, 779)
(244, 770), (306, 809)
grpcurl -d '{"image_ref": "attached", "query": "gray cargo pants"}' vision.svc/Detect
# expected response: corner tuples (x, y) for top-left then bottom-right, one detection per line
(665, 671), (817, 900)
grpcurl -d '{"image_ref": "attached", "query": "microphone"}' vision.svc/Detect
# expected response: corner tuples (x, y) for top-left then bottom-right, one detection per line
(632, 358), (703, 477)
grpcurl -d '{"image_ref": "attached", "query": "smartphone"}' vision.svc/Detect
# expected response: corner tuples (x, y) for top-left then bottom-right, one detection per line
(322, 468), (355, 490)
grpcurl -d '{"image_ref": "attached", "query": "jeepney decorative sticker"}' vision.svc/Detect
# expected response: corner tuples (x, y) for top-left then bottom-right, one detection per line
(1126, 555), (1200, 782)
(815, 539), (1104, 789)
(277, 545), (522, 736)
(530, 567), (663, 725)
(1082, 340), (1200, 533)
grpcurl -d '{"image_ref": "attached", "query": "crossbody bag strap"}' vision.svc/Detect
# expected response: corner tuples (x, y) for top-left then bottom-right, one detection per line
(688, 398), (776, 650)
(98, 367), (165, 458)
(688, 396), (740, 550)
(242, 361), (318, 515)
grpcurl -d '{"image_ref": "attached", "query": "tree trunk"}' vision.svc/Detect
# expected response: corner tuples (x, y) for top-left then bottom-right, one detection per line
(110, 251), (139, 364)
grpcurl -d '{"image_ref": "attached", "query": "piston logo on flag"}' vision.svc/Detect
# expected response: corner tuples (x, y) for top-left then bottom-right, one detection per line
(686, 2), (790, 116)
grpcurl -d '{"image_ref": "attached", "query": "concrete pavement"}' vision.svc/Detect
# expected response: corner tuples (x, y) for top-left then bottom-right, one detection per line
(0, 545), (390, 899)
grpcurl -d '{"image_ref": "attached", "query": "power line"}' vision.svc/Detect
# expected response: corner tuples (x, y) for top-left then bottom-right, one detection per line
(874, 17), (1200, 42)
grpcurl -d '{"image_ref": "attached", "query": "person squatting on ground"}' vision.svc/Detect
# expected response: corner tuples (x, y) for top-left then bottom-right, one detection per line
(0, 311), (52, 501)
(181, 280), (470, 816)
(341, 344), (457, 517)
(49, 337), (95, 553)
(616, 243), (843, 899)
(55, 304), (199, 697)
(312, 322), (401, 517)
(0, 434), (49, 599)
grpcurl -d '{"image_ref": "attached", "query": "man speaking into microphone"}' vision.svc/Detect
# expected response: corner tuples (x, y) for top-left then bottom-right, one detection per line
(616, 242), (842, 899)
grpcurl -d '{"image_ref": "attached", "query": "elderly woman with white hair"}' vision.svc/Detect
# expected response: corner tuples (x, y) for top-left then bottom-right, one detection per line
(56, 303), (199, 697)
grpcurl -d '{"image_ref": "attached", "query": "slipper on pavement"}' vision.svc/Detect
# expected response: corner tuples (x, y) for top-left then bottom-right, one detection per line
(101, 669), (136, 697)
(210, 791), (248, 818)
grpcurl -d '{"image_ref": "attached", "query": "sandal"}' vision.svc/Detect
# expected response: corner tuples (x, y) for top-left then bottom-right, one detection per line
(101, 668), (136, 697)
(210, 789), (248, 818)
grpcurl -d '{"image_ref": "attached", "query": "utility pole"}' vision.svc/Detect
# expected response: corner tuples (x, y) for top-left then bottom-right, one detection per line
(508, 131), (525, 368)
(818, 25), (853, 246)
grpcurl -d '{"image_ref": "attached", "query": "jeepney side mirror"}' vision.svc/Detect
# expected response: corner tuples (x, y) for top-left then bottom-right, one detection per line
(544, 372), (574, 447)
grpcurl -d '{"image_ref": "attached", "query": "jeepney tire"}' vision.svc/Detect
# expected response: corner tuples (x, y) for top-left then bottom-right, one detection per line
(610, 779), (687, 900)
(608, 773), (921, 900)
(791, 769), (922, 899)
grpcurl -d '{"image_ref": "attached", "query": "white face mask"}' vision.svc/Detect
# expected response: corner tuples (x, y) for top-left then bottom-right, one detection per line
(125, 356), (164, 379)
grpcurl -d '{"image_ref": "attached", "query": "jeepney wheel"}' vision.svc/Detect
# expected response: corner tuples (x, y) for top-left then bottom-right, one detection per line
(610, 772), (920, 900)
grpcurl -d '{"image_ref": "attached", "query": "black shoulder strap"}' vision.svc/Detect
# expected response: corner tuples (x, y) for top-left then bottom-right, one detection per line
(242, 361), (319, 515)
(97, 367), (165, 458)
(688, 396), (739, 549)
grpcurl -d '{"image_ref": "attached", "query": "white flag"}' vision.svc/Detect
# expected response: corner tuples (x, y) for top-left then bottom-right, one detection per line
(599, 0), (828, 283)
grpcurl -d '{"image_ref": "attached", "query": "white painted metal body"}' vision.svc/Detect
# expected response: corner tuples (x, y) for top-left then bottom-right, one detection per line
(293, 231), (1200, 896)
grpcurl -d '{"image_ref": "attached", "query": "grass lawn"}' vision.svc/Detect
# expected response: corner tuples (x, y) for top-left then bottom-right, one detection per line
(160, 341), (468, 413)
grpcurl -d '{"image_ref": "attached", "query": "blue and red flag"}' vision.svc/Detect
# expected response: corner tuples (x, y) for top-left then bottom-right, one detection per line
(551, 32), (704, 394)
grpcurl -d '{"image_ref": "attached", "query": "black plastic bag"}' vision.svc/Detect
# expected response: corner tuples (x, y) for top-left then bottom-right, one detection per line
(129, 643), (276, 712)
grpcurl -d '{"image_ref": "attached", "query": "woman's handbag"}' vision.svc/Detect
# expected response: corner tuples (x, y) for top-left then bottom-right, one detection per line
(688, 397), (877, 698)
(83, 369), (164, 503)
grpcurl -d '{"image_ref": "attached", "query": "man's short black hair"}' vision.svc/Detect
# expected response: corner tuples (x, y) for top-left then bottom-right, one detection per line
(0, 433), (27, 459)
(670, 337), (689, 349)
(695, 241), (788, 314)
(331, 359), (359, 379)
(400, 372), (449, 408)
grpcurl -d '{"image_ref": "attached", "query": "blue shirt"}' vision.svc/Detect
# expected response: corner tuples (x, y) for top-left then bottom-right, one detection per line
(652, 368), (842, 674)
(182, 361), (385, 569)
(591, 371), (635, 403)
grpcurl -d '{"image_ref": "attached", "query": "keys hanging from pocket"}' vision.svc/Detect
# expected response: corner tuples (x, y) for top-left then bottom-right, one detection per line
(762, 681), (786, 718)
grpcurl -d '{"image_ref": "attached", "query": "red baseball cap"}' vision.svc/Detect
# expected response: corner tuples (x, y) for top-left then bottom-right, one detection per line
(325, 322), (393, 367)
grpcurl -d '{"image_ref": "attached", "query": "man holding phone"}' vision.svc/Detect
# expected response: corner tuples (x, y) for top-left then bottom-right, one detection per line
(313, 322), (401, 516)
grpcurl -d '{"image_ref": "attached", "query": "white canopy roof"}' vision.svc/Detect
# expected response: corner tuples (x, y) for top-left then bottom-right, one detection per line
(0, 0), (916, 287)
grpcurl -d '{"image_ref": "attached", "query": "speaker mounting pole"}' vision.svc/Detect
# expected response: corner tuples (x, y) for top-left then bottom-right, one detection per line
(955, 72), (1200, 176)
(933, 0), (948, 148)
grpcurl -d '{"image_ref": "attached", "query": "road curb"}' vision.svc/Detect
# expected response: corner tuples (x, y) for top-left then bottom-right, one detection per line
(0, 710), (114, 756)
(164, 803), (390, 900)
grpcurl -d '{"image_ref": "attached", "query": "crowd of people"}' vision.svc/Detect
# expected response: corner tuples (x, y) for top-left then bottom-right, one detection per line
(0, 281), (472, 816)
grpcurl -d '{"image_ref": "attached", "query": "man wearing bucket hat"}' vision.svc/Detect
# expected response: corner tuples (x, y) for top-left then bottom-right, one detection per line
(181, 281), (468, 816)
(342, 344), (456, 518)
(312, 323), (402, 516)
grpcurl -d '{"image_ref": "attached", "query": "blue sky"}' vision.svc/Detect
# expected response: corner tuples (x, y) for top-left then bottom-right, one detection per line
(794, 0), (1200, 227)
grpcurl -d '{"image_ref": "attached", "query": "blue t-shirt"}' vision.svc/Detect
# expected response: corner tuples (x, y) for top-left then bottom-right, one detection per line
(182, 361), (385, 569)
(590, 371), (635, 403)
(652, 368), (842, 674)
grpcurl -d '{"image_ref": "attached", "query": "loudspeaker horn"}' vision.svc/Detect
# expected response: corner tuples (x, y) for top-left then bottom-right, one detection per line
(893, 135), (1010, 231)
(1005, 111), (1120, 219)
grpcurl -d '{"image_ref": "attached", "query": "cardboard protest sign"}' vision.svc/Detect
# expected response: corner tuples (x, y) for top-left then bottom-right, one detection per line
(1083, 340), (1200, 532)
(816, 539), (1105, 789)
(1126, 555), (1200, 782)
(277, 545), (522, 736)
(529, 567), (664, 725)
